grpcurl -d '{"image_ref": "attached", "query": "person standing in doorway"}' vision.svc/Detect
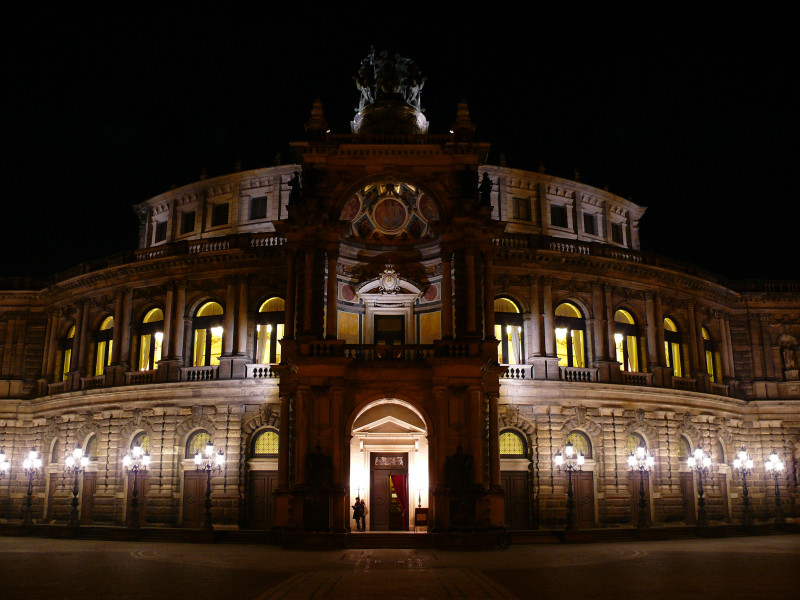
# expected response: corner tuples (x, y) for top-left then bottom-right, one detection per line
(359, 498), (367, 532)
(352, 497), (364, 532)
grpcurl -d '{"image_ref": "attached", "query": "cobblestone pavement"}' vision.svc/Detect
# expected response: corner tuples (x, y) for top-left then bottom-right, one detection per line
(0, 535), (797, 599)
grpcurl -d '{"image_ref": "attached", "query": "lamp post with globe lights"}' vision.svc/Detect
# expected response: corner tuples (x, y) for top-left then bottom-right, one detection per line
(122, 444), (151, 529)
(22, 448), (43, 527)
(65, 447), (89, 528)
(732, 448), (754, 527)
(627, 444), (655, 529)
(195, 441), (225, 531)
(687, 447), (712, 528)
(554, 440), (584, 531)
(764, 450), (785, 525)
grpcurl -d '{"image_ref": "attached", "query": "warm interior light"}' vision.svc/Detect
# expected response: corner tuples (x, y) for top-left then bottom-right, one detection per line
(211, 326), (223, 338)
(614, 333), (624, 344)
(555, 327), (568, 338)
(154, 331), (164, 342)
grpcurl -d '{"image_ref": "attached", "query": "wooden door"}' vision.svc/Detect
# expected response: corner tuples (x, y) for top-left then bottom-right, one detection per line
(80, 472), (97, 524)
(628, 471), (650, 525)
(501, 471), (530, 530)
(182, 471), (204, 528)
(575, 471), (596, 528)
(127, 472), (149, 524)
(680, 472), (697, 524)
(369, 453), (407, 531)
(46, 475), (58, 521)
(717, 474), (730, 522)
(248, 471), (278, 530)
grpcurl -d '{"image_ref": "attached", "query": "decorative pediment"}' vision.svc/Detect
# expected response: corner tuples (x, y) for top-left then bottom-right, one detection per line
(353, 415), (426, 436)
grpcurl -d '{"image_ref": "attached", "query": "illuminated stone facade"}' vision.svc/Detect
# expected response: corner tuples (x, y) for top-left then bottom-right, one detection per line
(0, 53), (798, 533)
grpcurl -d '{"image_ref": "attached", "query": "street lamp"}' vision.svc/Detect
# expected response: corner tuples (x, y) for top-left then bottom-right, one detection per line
(764, 450), (785, 525)
(554, 440), (584, 531)
(687, 447), (712, 527)
(627, 444), (655, 529)
(0, 448), (9, 479)
(194, 442), (225, 530)
(732, 448), (754, 527)
(22, 448), (43, 527)
(65, 447), (89, 528)
(122, 444), (151, 529)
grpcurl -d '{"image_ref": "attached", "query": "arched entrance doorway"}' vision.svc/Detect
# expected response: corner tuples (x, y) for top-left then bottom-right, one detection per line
(350, 399), (429, 532)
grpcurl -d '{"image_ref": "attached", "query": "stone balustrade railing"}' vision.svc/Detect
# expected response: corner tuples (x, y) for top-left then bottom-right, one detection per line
(672, 376), (697, 392)
(245, 364), (278, 379)
(561, 366), (598, 383)
(342, 345), (436, 361)
(124, 370), (157, 385)
(500, 366), (529, 379)
(181, 366), (218, 382)
(710, 382), (729, 397)
(622, 371), (653, 386)
(47, 380), (67, 395)
(80, 375), (106, 390)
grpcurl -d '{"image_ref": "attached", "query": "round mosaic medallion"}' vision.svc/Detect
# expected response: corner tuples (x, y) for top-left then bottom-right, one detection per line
(373, 198), (408, 233)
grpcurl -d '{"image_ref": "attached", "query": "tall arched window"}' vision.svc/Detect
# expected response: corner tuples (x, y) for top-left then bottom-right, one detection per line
(139, 308), (164, 371)
(494, 298), (523, 365)
(614, 309), (640, 372)
(62, 325), (75, 381)
(566, 431), (592, 459)
(664, 317), (684, 377)
(626, 432), (646, 455)
(499, 430), (527, 457)
(193, 302), (224, 367)
(255, 297), (285, 364)
(555, 303), (586, 368)
(251, 429), (279, 457)
(677, 435), (691, 460)
(132, 432), (151, 454)
(95, 316), (114, 376)
(702, 328), (718, 383)
(85, 434), (98, 461)
(186, 430), (211, 459)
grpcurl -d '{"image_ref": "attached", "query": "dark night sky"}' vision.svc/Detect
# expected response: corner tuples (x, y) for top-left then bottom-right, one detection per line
(2, 11), (797, 281)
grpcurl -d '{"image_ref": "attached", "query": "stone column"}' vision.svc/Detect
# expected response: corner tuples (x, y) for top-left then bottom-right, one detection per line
(111, 291), (124, 365)
(162, 285), (174, 359)
(278, 393), (290, 488)
(43, 312), (58, 381)
(441, 251), (453, 338)
(489, 393), (500, 489)
(591, 284), (606, 361)
(284, 251), (297, 339)
(605, 285), (616, 361)
(326, 248), (338, 339)
(760, 314), (776, 379)
(173, 283), (186, 362)
(236, 278), (249, 356)
(718, 312), (733, 381)
(645, 292), (658, 367)
(686, 301), (700, 375)
(528, 276), (543, 358)
(465, 250), (477, 335)
(303, 249), (314, 334)
(654, 294), (666, 365)
(223, 279), (236, 357)
(542, 280), (555, 356)
(119, 289), (133, 369)
(483, 248), (495, 339)
(75, 302), (91, 375)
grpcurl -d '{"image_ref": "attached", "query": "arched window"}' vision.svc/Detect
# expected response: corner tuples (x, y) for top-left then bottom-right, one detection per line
(139, 308), (164, 371)
(49, 440), (59, 464)
(193, 302), (224, 367)
(494, 298), (523, 365)
(677, 435), (691, 459)
(614, 310), (640, 372)
(251, 429), (279, 457)
(555, 303), (586, 368)
(186, 430), (211, 459)
(566, 431), (592, 459)
(132, 432), (151, 454)
(714, 439), (725, 464)
(255, 297), (285, 364)
(664, 318), (684, 377)
(85, 434), (98, 461)
(95, 316), (114, 376)
(702, 328), (718, 383)
(62, 326), (75, 381)
(625, 432), (646, 455)
(499, 430), (527, 457)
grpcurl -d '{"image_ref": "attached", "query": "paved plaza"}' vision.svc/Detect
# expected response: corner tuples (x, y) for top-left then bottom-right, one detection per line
(0, 534), (797, 599)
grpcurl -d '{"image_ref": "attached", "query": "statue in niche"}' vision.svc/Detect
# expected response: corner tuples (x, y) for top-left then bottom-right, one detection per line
(479, 172), (493, 207)
(782, 346), (796, 370)
(445, 445), (475, 490)
(287, 172), (302, 206)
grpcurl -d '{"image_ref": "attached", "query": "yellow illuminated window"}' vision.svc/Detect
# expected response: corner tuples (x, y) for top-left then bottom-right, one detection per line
(702, 327), (717, 382)
(664, 318), (683, 377)
(677, 436), (691, 459)
(614, 309), (640, 372)
(95, 316), (114, 376)
(566, 431), (592, 458)
(555, 303), (585, 367)
(85, 434), (98, 461)
(186, 431), (211, 458)
(193, 302), (224, 367)
(625, 433), (645, 455)
(256, 297), (285, 364)
(499, 431), (526, 456)
(132, 432), (151, 453)
(62, 326), (75, 381)
(252, 429), (279, 456)
(494, 298), (523, 365)
(139, 308), (164, 371)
